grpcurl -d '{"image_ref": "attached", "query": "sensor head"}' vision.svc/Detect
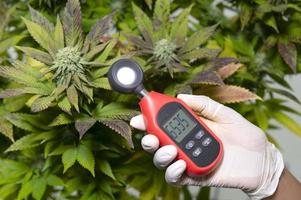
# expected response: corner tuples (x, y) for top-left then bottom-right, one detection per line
(108, 59), (144, 94)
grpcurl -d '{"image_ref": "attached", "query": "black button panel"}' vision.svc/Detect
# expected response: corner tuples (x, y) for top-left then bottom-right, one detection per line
(195, 130), (205, 140)
(179, 126), (219, 167)
(185, 140), (195, 150)
(202, 137), (212, 147)
(192, 147), (202, 157)
(157, 102), (220, 168)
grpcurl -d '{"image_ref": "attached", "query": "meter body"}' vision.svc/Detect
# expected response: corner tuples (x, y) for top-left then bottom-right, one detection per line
(108, 59), (223, 176)
(140, 91), (222, 175)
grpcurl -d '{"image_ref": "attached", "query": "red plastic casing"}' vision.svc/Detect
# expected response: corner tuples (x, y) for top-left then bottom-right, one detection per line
(139, 91), (223, 176)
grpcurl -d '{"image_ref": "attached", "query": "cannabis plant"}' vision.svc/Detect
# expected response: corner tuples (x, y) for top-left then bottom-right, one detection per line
(0, 0), (137, 199)
(128, 0), (260, 104)
(1, 1), (117, 112)
(0, 0), (300, 199)
(129, 2), (220, 76)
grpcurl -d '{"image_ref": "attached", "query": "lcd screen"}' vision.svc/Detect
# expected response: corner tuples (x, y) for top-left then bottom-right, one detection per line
(163, 109), (197, 143)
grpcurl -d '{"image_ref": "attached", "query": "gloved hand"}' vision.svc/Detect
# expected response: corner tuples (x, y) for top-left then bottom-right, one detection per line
(130, 94), (284, 200)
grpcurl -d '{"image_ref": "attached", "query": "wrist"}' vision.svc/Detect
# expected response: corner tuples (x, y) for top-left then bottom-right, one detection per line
(245, 143), (284, 200)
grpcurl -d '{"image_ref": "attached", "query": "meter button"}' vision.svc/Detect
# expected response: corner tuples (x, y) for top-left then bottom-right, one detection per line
(185, 140), (195, 150)
(195, 130), (205, 140)
(202, 137), (212, 147)
(192, 147), (202, 157)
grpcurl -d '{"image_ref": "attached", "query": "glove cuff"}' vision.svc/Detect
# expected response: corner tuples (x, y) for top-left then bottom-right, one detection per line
(246, 142), (284, 200)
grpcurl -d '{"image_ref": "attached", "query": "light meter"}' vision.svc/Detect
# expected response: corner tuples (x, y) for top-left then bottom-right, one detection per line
(108, 59), (223, 175)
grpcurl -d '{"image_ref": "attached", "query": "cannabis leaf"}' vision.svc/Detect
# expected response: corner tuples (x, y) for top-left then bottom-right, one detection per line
(100, 119), (133, 148)
(62, 144), (95, 176)
(0, 0), (115, 113)
(195, 85), (261, 103)
(75, 119), (96, 139)
(217, 62), (243, 80)
(129, 0), (219, 76)
(0, 118), (14, 142)
(278, 42), (297, 73)
(191, 71), (224, 86)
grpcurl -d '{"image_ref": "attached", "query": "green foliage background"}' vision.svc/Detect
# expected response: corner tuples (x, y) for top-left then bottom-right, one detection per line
(0, 0), (301, 199)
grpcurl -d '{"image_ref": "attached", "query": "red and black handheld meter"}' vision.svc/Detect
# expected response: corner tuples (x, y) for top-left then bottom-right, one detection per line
(108, 59), (223, 176)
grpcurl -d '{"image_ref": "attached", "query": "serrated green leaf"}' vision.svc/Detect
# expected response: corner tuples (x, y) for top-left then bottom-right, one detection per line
(100, 119), (133, 148)
(32, 177), (47, 200)
(49, 113), (73, 126)
(95, 103), (138, 120)
(85, 42), (109, 61)
(49, 144), (71, 156)
(132, 3), (154, 43)
(81, 85), (93, 101)
(0, 118), (14, 142)
(58, 96), (72, 114)
(154, 0), (170, 28)
(126, 33), (150, 50)
(4, 95), (29, 112)
(98, 159), (115, 180)
(5, 113), (38, 132)
(268, 87), (301, 105)
(92, 66), (110, 79)
(170, 5), (192, 46)
(240, 3), (252, 30)
(92, 77), (111, 90)
(195, 85), (261, 103)
(75, 119), (96, 139)
(272, 112), (301, 137)
(29, 6), (54, 33)
(265, 16), (279, 33)
(77, 144), (95, 176)
(179, 48), (221, 60)
(96, 39), (117, 63)
(0, 35), (25, 54)
(144, 0), (153, 9)
(79, 183), (96, 200)
(0, 66), (38, 87)
(19, 46), (52, 65)
(175, 84), (193, 95)
(54, 16), (64, 50)
(47, 174), (64, 186)
(67, 85), (79, 112)
(278, 42), (297, 73)
(0, 88), (26, 99)
(180, 24), (218, 54)
(99, 179), (114, 199)
(0, 5), (16, 38)
(5, 132), (56, 152)
(140, 171), (163, 200)
(22, 17), (56, 56)
(44, 141), (56, 158)
(13, 60), (43, 78)
(83, 14), (112, 53)
(0, 184), (18, 199)
(217, 62), (243, 80)
(31, 96), (54, 112)
(62, 147), (77, 173)
(17, 180), (33, 200)
(62, 0), (83, 46)
(191, 71), (224, 86)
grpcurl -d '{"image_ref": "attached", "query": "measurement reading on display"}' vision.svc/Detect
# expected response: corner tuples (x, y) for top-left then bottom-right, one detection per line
(163, 109), (197, 142)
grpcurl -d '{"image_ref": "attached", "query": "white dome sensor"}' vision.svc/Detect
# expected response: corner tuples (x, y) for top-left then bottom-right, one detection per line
(117, 67), (137, 85)
(108, 59), (146, 97)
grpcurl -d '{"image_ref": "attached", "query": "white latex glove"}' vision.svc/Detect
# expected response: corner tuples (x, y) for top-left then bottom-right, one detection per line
(130, 94), (284, 200)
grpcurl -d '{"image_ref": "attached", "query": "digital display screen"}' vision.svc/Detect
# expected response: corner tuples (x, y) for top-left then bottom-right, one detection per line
(163, 109), (197, 143)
